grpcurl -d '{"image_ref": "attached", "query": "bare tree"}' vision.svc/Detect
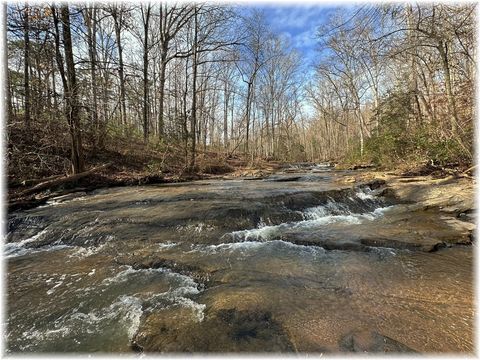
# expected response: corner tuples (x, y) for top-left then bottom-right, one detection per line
(83, 5), (99, 147)
(52, 5), (84, 173)
(23, 3), (30, 127)
(141, 3), (152, 142)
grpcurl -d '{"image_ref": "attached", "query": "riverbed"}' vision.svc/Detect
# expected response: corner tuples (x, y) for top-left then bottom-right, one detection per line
(5, 167), (474, 353)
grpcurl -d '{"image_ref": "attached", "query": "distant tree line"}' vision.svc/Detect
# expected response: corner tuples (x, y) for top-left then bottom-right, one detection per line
(7, 3), (307, 175)
(307, 3), (475, 166)
(6, 3), (475, 177)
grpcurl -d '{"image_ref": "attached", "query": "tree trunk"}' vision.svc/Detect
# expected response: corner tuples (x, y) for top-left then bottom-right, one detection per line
(251, 89), (256, 158)
(438, 41), (459, 136)
(99, 66), (108, 149)
(23, 3), (30, 128)
(271, 99), (276, 157)
(245, 81), (253, 153)
(358, 110), (364, 157)
(142, 5), (151, 142)
(418, 68), (435, 124)
(223, 81), (229, 149)
(6, 70), (13, 121)
(183, 57), (189, 165)
(85, 6), (99, 148)
(61, 5), (84, 174)
(189, 7), (198, 171)
(112, 7), (127, 130)
(158, 51), (167, 139)
(406, 4), (422, 125)
(34, 54), (42, 119)
(230, 94), (235, 141)
(51, 57), (58, 118)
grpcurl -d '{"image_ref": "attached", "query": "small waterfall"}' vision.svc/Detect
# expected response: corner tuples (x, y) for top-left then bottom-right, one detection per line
(221, 187), (392, 244)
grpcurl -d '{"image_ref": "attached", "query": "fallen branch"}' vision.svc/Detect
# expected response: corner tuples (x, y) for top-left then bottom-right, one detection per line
(462, 165), (477, 176)
(18, 163), (111, 197)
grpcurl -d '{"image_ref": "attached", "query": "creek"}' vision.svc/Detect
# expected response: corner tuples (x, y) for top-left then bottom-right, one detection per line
(5, 165), (474, 353)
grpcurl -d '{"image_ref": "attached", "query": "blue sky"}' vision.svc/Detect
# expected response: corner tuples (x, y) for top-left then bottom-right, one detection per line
(244, 4), (340, 117)
(258, 5), (338, 67)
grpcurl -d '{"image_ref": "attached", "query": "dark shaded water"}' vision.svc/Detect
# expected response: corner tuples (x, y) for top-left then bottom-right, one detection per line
(5, 167), (474, 353)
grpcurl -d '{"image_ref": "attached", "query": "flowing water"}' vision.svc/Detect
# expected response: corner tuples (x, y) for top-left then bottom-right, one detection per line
(5, 167), (474, 353)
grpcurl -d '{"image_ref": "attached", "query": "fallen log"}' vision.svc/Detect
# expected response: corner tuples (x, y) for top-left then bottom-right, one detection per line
(18, 163), (111, 197)
(9, 174), (64, 188)
(349, 163), (375, 170)
(21, 174), (65, 187)
(8, 189), (88, 213)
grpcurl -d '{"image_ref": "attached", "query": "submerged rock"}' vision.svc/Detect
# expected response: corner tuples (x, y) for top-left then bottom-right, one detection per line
(115, 256), (216, 288)
(134, 307), (295, 352)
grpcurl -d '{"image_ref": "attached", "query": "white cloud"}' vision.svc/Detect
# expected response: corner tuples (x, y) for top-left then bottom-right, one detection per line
(265, 5), (330, 30)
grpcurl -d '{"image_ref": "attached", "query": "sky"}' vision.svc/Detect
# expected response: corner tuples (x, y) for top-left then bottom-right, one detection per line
(243, 4), (339, 117)
(257, 4), (338, 67)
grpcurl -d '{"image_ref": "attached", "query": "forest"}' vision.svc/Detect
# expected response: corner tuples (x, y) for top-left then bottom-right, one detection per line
(6, 3), (475, 193)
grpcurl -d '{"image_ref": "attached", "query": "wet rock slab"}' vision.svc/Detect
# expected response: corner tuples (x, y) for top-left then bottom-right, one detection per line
(338, 330), (416, 353)
(5, 170), (475, 354)
(286, 206), (474, 252)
